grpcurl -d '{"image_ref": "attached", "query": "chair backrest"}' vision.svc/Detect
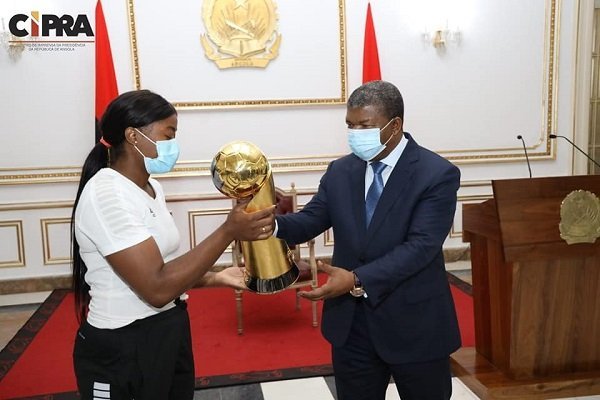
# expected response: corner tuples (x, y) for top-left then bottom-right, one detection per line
(274, 184), (297, 215)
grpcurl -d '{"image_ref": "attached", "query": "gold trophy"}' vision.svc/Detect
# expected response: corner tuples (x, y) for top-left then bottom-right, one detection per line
(211, 141), (299, 293)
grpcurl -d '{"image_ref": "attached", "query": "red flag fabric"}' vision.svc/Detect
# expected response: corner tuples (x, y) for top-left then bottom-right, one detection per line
(362, 2), (381, 83)
(95, 0), (118, 127)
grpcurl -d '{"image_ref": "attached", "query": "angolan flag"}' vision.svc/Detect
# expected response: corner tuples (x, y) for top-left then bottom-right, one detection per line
(362, 2), (381, 83)
(95, 0), (118, 142)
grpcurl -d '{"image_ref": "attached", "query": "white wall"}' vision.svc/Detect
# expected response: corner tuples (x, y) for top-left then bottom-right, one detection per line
(0, 0), (586, 283)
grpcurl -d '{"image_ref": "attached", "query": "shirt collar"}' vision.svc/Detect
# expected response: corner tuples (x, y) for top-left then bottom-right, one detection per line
(369, 133), (409, 170)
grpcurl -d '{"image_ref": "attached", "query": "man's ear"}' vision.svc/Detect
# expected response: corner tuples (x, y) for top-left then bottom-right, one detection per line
(393, 117), (403, 134)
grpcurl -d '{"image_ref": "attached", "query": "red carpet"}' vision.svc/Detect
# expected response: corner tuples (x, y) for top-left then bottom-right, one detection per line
(451, 284), (475, 348)
(0, 277), (474, 399)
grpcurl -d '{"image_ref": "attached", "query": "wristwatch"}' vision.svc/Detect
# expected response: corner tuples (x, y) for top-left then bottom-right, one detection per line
(349, 272), (366, 297)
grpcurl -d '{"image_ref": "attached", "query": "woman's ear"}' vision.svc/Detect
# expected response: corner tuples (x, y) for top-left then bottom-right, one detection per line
(124, 127), (138, 145)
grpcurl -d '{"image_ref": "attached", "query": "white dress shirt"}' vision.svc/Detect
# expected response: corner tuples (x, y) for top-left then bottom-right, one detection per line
(364, 133), (409, 199)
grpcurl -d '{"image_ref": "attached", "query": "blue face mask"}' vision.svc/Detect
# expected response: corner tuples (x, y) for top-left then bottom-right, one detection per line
(347, 118), (395, 161)
(133, 128), (180, 174)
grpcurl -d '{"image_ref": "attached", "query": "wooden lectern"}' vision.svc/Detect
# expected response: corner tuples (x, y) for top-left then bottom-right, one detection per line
(452, 176), (600, 399)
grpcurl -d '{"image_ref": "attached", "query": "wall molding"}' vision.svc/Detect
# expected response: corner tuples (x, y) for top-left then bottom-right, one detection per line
(40, 218), (72, 265)
(0, 220), (26, 268)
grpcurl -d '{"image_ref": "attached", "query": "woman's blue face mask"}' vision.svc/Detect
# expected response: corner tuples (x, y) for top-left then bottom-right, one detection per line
(133, 128), (180, 174)
(347, 118), (395, 161)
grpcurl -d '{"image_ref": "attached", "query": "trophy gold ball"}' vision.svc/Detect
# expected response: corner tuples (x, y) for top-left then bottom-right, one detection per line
(211, 141), (299, 294)
(211, 141), (270, 199)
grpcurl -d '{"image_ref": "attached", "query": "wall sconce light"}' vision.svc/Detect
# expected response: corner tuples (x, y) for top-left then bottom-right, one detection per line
(422, 23), (461, 49)
(1, 17), (25, 61)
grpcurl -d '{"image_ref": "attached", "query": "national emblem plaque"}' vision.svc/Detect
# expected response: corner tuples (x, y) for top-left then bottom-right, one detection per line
(559, 189), (600, 245)
(201, 0), (281, 69)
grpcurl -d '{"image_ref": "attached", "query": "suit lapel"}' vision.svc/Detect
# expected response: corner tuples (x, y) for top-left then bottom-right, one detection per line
(349, 156), (368, 238)
(366, 135), (419, 237)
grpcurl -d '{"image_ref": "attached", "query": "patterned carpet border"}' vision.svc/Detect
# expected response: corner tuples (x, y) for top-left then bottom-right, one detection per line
(446, 271), (472, 296)
(0, 289), (70, 383)
(195, 364), (334, 389)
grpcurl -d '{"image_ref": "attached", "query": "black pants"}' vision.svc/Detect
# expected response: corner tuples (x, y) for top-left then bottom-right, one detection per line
(73, 302), (194, 400)
(332, 301), (452, 400)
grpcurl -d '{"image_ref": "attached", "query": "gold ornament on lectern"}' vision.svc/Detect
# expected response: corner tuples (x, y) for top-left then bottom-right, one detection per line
(559, 190), (600, 245)
(211, 141), (299, 293)
(200, 0), (281, 69)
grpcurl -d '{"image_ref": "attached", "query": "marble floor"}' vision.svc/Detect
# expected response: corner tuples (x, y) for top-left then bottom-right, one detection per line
(1, 263), (599, 400)
(192, 376), (483, 400)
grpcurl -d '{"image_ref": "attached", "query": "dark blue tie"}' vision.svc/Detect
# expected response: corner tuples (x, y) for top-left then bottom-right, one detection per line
(365, 161), (386, 227)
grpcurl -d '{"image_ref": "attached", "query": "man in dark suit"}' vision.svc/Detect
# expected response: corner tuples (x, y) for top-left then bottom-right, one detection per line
(275, 80), (461, 400)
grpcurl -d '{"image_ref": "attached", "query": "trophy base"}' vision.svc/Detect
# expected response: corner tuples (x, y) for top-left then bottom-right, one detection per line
(245, 263), (300, 294)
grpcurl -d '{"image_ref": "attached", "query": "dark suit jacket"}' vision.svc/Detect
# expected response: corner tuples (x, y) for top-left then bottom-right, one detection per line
(276, 133), (461, 364)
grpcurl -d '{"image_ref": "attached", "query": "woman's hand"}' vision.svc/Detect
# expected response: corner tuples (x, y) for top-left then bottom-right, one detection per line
(223, 199), (275, 242)
(212, 266), (248, 290)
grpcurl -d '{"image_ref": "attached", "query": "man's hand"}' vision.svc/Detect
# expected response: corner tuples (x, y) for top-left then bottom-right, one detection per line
(298, 261), (355, 301)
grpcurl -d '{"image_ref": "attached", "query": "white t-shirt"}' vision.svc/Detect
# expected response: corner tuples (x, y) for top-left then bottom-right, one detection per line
(75, 168), (180, 329)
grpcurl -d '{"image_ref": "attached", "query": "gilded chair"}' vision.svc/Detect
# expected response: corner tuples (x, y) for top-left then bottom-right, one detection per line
(232, 183), (319, 335)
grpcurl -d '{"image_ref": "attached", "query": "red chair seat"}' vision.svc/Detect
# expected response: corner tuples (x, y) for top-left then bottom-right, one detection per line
(295, 260), (314, 282)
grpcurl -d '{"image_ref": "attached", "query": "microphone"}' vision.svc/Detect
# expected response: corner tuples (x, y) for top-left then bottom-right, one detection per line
(516, 135), (532, 178)
(549, 134), (600, 169)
